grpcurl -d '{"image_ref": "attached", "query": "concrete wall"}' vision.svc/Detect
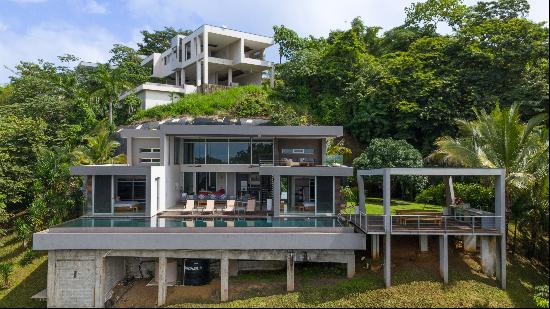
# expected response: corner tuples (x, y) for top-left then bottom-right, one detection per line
(165, 164), (180, 209)
(104, 257), (125, 301)
(132, 138), (160, 166)
(142, 89), (181, 109)
(149, 166), (166, 215)
(233, 72), (262, 85)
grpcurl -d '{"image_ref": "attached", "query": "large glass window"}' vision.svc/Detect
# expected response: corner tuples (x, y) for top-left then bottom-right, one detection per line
(252, 140), (273, 164)
(183, 140), (205, 164)
(116, 176), (146, 202)
(183, 172), (194, 195)
(206, 140), (228, 164)
(196, 172), (216, 193)
(229, 140), (251, 164)
(316, 176), (334, 214)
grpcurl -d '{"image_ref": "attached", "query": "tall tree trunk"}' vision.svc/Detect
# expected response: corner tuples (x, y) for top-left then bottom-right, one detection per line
(512, 217), (518, 254)
(109, 97), (113, 125)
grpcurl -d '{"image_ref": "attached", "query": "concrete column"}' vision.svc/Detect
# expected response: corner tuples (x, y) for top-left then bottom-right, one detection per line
(439, 235), (448, 283)
(196, 61), (202, 87)
(495, 172), (506, 289)
(227, 68), (232, 86)
(287, 253), (295, 292)
(47, 251), (56, 308)
(357, 174), (365, 214)
(371, 235), (380, 259)
(419, 235), (429, 252)
(220, 253), (229, 301)
(444, 176), (455, 206)
(346, 253), (355, 278)
(463, 235), (477, 252)
(157, 255), (167, 307)
(499, 235), (506, 289)
(94, 252), (105, 308)
(383, 169), (391, 288)
(273, 175), (281, 217)
(481, 236), (497, 277)
(203, 31), (208, 85)
(384, 234), (391, 288)
(126, 137), (133, 165)
(160, 135), (169, 165)
(175, 71), (179, 86)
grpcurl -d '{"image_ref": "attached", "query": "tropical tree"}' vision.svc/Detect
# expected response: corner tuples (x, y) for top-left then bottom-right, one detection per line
(429, 103), (549, 244)
(73, 121), (126, 165)
(137, 27), (192, 55)
(91, 63), (132, 125)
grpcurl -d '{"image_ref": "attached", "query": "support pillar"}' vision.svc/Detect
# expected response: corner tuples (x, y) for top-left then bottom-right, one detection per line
(220, 253), (229, 301)
(439, 235), (448, 283)
(463, 235), (477, 252)
(196, 61), (202, 87)
(273, 175), (281, 217)
(180, 68), (185, 89)
(357, 174), (365, 213)
(228, 68), (233, 86)
(346, 253), (355, 278)
(419, 235), (429, 252)
(157, 255), (167, 307)
(126, 137), (133, 165)
(47, 251), (56, 308)
(203, 31), (208, 85)
(480, 236), (497, 277)
(371, 235), (380, 259)
(383, 169), (391, 288)
(287, 252), (295, 292)
(94, 252), (106, 308)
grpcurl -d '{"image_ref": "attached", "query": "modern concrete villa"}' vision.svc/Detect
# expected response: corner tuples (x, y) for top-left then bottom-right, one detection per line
(120, 25), (275, 109)
(31, 117), (507, 307)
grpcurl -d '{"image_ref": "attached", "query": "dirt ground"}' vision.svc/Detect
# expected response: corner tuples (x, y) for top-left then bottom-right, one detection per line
(111, 235), (486, 308)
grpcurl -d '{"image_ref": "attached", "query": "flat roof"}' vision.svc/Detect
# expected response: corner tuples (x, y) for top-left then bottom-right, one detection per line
(357, 167), (505, 176)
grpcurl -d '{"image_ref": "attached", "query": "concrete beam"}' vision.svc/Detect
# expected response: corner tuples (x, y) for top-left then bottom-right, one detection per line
(439, 235), (448, 284)
(220, 253), (229, 301)
(287, 252), (295, 292)
(419, 235), (429, 252)
(157, 255), (167, 307)
(347, 253), (355, 278)
(371, 235), (380, 259)
(463, 235), (477, 252)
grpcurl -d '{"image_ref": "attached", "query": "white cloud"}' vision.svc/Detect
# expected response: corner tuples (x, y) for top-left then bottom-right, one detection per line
(83, 0), (108, 14)
(0, 22), (117, 82)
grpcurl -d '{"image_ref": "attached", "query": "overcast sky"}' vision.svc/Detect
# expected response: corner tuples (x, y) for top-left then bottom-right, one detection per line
(0, 0), (548, 83)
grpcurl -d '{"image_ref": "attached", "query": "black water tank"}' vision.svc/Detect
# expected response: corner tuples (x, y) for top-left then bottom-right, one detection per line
(183, 259), (210, 286)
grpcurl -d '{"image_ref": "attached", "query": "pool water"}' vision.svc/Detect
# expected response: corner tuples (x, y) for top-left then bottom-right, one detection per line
(53, 216), (346, 228)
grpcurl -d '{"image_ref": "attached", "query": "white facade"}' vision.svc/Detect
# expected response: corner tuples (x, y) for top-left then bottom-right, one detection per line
(126, 25), (275, 109)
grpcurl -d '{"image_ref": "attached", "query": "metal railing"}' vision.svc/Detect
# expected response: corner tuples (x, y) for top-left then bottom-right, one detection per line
(390, 215), (501, 234)
(344, 213), (501, 234)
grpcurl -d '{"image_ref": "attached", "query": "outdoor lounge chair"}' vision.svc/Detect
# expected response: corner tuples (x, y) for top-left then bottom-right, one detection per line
(194, 220), (207, 227)
(214, 220), (227, 227)
(182, 199), (195, 214)
(245, 199), (256, 214)
(223, 200), (236, 214)
(235, 220), (248, 227)
(203, 200), (215, 214)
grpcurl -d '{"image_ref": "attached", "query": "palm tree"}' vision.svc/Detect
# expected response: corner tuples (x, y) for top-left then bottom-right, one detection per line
(92, 64), (131, 125)
(429, 103), (548, 242)
(73, 121), (126, 165)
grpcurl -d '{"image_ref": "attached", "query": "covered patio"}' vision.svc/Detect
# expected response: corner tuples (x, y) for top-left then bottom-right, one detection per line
(350, 168), (506, 289)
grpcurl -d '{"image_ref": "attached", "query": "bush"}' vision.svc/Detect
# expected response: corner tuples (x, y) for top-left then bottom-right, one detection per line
(415, 182), (495, 210)
(353, 138), (427, 199)
(534, 285), (549, 308)
(19, 249), (36, 266)
(341, 186), (358, 206)
(0, 262), (13, 288)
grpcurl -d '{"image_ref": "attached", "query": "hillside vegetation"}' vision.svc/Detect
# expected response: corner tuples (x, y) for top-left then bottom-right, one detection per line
(130, 85), (310, 125)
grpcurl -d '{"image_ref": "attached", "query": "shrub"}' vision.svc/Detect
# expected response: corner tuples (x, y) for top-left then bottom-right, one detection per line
(415, 182), (495, 210)
(341, 185), (358, 206)
(353, 138), (427, 199)
(534, 285), (549, 308)
(0, 262), (13, 288)
(19, 249), (36, 266)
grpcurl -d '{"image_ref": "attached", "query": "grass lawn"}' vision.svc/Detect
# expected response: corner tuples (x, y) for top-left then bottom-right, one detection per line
(342, 197), (443, 215)
(167, 251), (547, 308)
(0, 229), (47, 308)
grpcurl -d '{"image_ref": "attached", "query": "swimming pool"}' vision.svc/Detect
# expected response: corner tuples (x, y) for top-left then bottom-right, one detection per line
(53, 216), (347, 229)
